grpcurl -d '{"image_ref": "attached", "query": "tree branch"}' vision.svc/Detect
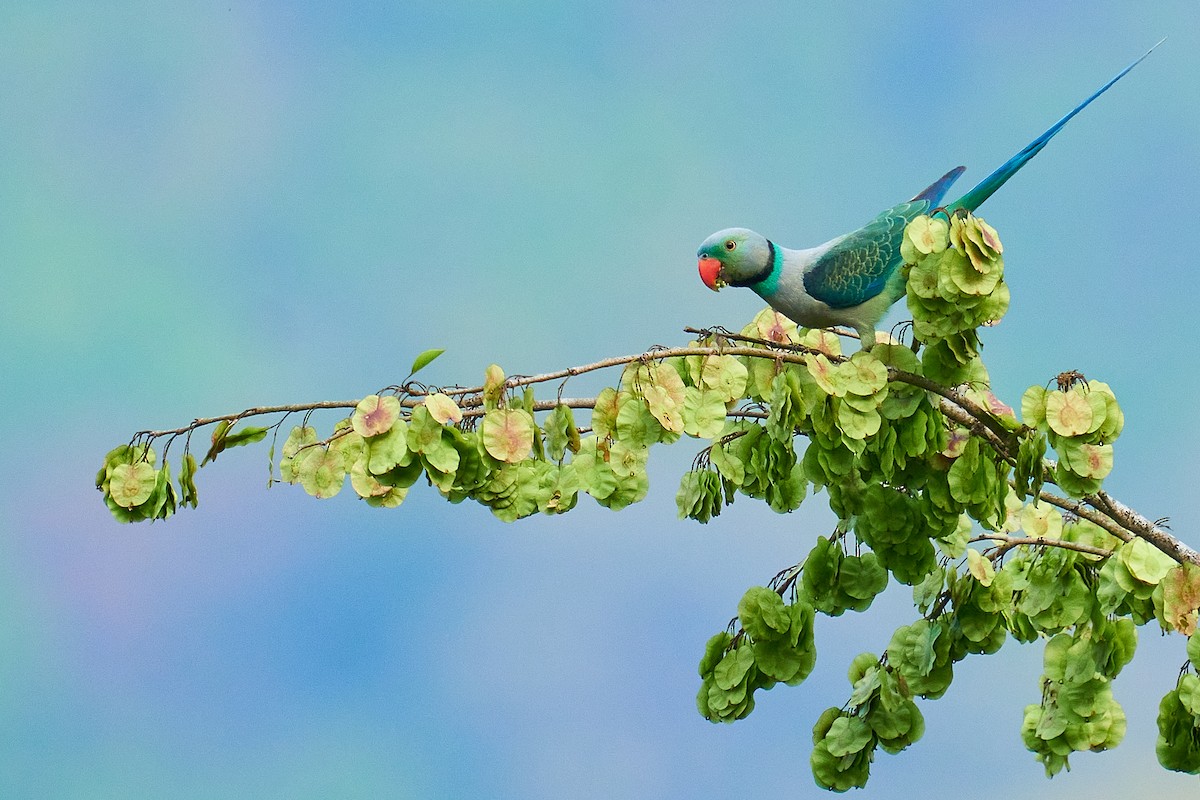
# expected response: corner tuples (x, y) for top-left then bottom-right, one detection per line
(126, 337), (1191, 567)
(969, 533), (1113, 560)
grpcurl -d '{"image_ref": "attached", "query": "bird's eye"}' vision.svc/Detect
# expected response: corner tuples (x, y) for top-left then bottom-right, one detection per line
(724, 240), (736, 251)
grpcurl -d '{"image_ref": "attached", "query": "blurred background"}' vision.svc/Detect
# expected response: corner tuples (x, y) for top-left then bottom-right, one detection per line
(3, 2), (1198, 797)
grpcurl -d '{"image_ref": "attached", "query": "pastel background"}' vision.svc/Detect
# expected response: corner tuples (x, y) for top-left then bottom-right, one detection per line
(3, 2), (1199, 798)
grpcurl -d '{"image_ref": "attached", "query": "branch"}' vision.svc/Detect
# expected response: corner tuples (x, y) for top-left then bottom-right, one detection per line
(125, 335), (1191, 567)
(969, 533), (1113, 560)
(1093, 491), (1200, 566)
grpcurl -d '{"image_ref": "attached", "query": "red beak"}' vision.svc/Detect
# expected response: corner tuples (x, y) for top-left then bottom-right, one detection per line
(698, 256), (723, 291)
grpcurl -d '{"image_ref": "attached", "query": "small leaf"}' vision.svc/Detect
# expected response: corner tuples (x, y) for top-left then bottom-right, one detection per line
(966, 549), (995, 587)
(844, 351), (888, 396)
(109, 462), (158, 508)
(367, 419), (411, 474)
(179, 452), (198, 508)
(751, 308), (798, 345)
(352, 395), (402, 437)
(409, 348), (445, 377)
(683, 387), (727, 439)
(223, 425), (269, 449)
(542, 404), (576, 462)
(903, 215), (950, 258)
(1019, 503), (1063, 540)
(1121, 538), (1174, 586)
(1045, 388), (1093, 438)
(201, 420), (232, 466)
(1162, 564), (1200, 635)
(350, 456), (392, 498)
(1021, 385), (1047, 428)
(297, 447), (346, 499)
(807, 354), (846, 397)
(483, 364), (507, 408)
(824, 715), (874, 758)
(280, 426), (318, 483)
(643, 363), (687, 433)
(700, 355), (749, 402)
(482, 409), (535, 463)
(591, 387), (620, 439)
(425, 392), (463, 425)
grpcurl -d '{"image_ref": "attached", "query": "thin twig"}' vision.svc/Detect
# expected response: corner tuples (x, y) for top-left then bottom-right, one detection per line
(969, 533), (1112, 560)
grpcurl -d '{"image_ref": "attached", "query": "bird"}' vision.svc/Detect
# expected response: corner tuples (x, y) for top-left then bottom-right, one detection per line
(697, 42), (1162, 349)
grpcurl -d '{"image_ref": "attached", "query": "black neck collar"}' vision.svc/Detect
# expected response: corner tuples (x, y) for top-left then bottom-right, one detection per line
(729, 240), (777, 287)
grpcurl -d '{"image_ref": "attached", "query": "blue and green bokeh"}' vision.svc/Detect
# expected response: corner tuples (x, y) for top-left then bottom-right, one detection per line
(3, 3), (1199, 797)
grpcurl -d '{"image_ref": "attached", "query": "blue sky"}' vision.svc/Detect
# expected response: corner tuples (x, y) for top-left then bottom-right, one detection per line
(3, 2), (1199, 797)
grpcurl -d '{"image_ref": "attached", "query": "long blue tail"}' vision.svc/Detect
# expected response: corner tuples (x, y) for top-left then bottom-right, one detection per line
(946, 39), (1163, 214)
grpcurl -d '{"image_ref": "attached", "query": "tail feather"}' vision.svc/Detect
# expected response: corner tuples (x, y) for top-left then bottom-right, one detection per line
(946, 39), (1164, 214)
(912, 166), (966, 205)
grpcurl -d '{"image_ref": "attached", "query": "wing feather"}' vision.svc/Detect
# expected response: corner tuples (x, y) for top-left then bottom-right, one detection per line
(802, 200), (930, 309)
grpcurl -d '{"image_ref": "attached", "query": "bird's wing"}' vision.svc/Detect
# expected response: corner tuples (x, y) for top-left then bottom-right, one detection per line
(803, 200), (928, 309)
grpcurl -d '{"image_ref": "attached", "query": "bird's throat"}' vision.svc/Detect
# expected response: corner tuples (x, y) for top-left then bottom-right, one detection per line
(730, 239), (781, 294)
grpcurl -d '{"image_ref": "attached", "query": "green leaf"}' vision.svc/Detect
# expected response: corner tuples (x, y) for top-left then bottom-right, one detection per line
(409, 348), (445, 377)
(700, 355), (749, 402)
(836, 402), (881, 440)
(1021, 386), (1047, 428)
(483, 363), (506, 409)
(607, 440), (649, 479)
(966, 549), (995, 587)
(683, 387), (727, 439)
(948, 249), (1001, 295)
(108, 461), (158, 509)
(738, 586), (790, 641)
(350, 455), (393, 499)
(844, 351), (888, 396)
(641, 362), (687, 433)
(765, 462), (806, 514)
(839, 553), (888, 602)
(1059, 440), (1114, 480)
(421, 435), (460, 476)
(1045, 388), (1093, 437)
(1162, 563), (1200, 635)
(902, 215), (949, 260)
(713, 645), (755, 691)
(572, 438), (618, 501)
(407, 405), (444, 453)
(223, 425), (269, 450)
(424, 393), (463, 425)
(352, 394), (402, 437)
(807, 353), (846, 397)
(1121, 538), (1174, 586)
(328, 423), (367, 472)
(709, 437), (745, 485)
(615, 394), (664, 447)
(747, 307), (799, 345)
(179, 452), (198, 508)
(1019, 503), (1063, 540)
(296, 447), (346, 499)
(590, 387), (619, 439)
(279, 426), (318, 483)
(201, 420), (232, 466)
(367, 419), (411, 474)
(824, 715), (874, 758)
(1090, 381), (1125, 441)
(698, 631), (733, 678)
(482, 409), (535, 463)
(543, 404), (577, 462)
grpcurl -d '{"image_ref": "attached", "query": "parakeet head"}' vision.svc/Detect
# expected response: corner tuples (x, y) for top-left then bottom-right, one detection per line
(696, 228), (773, 291)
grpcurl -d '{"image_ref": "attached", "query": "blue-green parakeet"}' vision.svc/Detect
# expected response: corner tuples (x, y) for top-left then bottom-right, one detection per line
(698, 44), (1160, 348)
